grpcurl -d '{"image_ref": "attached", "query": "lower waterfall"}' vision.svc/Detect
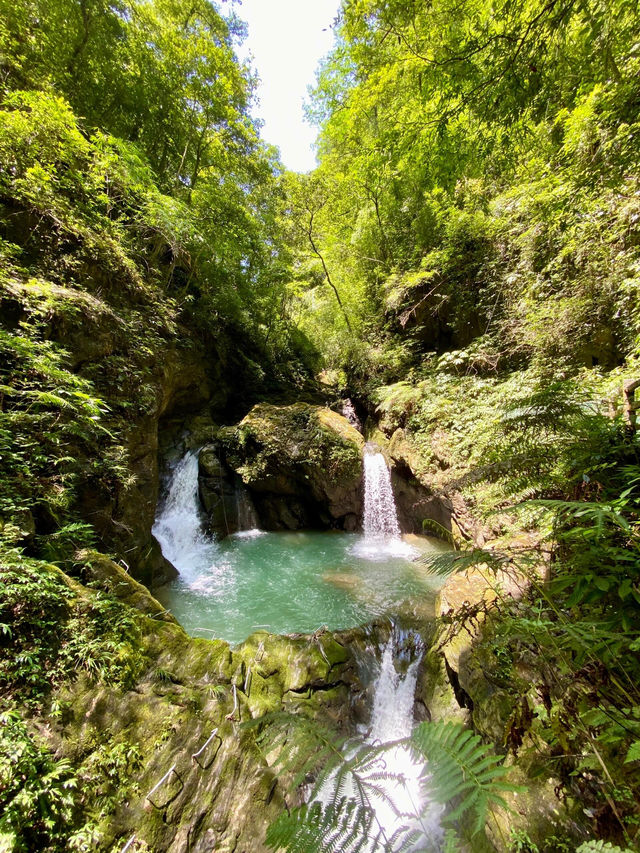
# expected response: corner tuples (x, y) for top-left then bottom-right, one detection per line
(366, 631), (443, 849)
(319, 627), (443, 851)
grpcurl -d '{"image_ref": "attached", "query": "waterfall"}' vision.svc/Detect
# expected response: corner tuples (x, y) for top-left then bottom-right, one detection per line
(353, 446), (415, 559)
(152, 450), (219, 584)
(318, 628), (443, 851)
(233, 483), (264, 539)
(362, 448), (401, 538)
(364, 630), (443, 850)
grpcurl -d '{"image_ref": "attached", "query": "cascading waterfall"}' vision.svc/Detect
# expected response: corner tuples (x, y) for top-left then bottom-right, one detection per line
(365, 631), (443, 850)
(353, 445), (415, 559)
(362, 448), (401, 538)
(152, 450), (219, 584)
(319, 628), (443, 851)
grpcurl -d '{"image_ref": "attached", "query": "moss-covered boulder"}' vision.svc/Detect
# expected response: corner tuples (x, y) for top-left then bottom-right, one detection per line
(79, 549), (178, 622)
(217, 403), (365, 530)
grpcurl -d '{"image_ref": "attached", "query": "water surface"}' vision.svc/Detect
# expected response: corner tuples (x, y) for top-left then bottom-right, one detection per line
(156, 530), (448, 645)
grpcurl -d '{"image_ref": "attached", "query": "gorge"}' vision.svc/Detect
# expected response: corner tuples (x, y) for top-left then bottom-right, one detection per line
(1, 0), (639, 850)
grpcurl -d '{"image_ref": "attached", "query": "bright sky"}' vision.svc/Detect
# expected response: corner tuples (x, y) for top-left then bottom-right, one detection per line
(234, 0), (341, 173)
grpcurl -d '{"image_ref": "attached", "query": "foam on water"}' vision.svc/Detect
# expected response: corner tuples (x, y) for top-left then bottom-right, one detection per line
(365, 633), (443, 849)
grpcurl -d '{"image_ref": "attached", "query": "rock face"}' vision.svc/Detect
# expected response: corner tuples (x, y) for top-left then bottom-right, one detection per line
(48, 564), (396, 852)
(213, 403), (365, 531)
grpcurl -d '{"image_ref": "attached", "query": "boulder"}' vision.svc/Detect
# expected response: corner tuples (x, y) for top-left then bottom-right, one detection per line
(218, 403), (365, 530)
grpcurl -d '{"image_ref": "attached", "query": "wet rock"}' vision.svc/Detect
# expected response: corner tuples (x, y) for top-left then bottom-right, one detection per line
(386, 428), (455, 536)
(197, 446), (241, 536)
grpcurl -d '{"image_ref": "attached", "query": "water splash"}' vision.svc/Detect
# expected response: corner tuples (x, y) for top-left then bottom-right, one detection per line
(152, 450), (220, 585)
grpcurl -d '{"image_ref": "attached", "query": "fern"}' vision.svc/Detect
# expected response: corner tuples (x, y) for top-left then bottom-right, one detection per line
(415, 548), (508, 577)
(421, 518), (459, 548)
(266, 800), (378, 853)
(624, 740), (640, 764)
(411, 721), (519, 836)
(261, 714), (520, 851)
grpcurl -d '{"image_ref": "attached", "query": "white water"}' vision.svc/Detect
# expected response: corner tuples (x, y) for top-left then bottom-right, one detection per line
(366, 634), (443, 849)
(353, 447), (416, 560)
(363, 450), (401, 538)
(319, 629), (443, 851)
(152, 451), (220, 584)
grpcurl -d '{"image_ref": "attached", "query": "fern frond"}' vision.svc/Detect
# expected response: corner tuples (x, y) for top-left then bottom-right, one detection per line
(421, 518), (459, 548)
(411, 721), (521, 835)
(415, 548), (508, 577)
(624, 740), (640, 764)
(266, 799), (375, 853)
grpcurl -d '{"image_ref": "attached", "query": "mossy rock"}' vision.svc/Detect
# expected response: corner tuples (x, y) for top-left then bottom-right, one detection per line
(218, 402), (364, 530)
(79, 550), (178, 622)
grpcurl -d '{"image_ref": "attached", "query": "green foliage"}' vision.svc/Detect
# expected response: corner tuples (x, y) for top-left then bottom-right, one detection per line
(78, 737), (143, 818)
(0, 326), (110, 547)
(410, 721), (518, 836)
(625, 742), (640, 765)
(291, 0), (640, 378)
(0, 0), (251, 191)
(258, 713), (519, 852)
(0, 551), (144, 707)
(0, 710), (79, 852)
(267, 800), (397, 853)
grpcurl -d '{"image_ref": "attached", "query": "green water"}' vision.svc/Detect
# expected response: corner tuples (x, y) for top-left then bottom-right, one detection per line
(156, 531), (449, 645)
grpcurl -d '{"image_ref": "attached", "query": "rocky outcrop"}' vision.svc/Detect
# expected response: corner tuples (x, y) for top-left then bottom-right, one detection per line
(386, 427), (487, 542)
(212, 403), (365, 531)
(421, 567), (585, 851)
(44, 563), (399, 851)
(196, 446), (246, 537)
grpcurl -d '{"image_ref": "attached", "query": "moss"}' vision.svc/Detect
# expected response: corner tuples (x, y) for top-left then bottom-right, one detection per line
(318, 636), (349, 667)
(223, 402), (362, 486)
(79, 550), (177, 622)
